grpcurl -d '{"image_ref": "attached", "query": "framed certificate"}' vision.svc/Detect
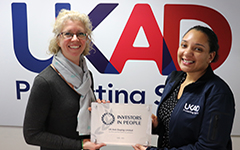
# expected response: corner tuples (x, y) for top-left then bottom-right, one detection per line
(91, 103), (152, 146)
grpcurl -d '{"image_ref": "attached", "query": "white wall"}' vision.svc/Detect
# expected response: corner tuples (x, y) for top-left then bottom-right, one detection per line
(1, 0), (240, 135)
(0, 126), (239, 150)
(0, 1), (239, 149)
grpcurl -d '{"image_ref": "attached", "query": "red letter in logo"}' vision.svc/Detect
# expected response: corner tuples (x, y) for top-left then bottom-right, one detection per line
(164, 4), (232, 70)
(110, 4), (164, 74)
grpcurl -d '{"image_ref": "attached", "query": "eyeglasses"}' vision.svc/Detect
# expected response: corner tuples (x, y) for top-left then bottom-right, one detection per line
(58, 32), (87, 40)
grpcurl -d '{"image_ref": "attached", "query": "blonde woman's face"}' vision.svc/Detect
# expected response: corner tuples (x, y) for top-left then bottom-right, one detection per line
(58, 20), (87, 65)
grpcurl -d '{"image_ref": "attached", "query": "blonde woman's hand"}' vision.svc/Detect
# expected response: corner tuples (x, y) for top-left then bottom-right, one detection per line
(96, 99), (110, 104)
(132, 144), (147, 150)
(82, 140), (106, 150)
(88, 99), (110, 111)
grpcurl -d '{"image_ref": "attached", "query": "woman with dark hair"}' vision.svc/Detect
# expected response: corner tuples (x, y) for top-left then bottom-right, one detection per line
(133, 25), (235, 150)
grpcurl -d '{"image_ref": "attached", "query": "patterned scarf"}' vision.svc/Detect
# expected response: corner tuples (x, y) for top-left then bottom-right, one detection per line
(52, 51), (95, 135)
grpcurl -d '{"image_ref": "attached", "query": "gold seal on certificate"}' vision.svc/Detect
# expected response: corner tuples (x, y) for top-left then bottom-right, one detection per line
(91, 103), (152, 146)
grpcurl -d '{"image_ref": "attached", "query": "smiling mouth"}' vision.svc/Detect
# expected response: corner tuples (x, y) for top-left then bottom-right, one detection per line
(69, 45), (80, 49)
(182, 58), (194, 64)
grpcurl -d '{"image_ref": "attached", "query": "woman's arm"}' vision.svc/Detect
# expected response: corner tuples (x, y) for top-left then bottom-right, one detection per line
(23, 76), (83, 149)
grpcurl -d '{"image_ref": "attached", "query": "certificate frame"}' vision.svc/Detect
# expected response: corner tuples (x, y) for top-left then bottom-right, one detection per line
(91, 103), (152, 146)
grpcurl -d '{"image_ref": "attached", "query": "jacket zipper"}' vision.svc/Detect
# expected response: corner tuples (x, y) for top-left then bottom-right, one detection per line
(211, 114), (219, 140)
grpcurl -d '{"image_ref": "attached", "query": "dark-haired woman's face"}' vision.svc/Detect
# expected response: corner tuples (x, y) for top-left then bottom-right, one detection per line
(177, 29), (216, 75)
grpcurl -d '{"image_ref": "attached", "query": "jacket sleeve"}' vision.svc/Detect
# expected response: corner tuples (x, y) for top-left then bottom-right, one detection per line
(23, 75), (82, 149)
(194, 92), (235, 150)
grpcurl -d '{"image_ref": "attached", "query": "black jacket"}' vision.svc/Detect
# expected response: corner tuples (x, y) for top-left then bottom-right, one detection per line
(148, 66), (235, 150)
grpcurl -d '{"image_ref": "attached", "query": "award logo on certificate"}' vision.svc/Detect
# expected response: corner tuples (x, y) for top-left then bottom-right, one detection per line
(91, 103), (152, 146)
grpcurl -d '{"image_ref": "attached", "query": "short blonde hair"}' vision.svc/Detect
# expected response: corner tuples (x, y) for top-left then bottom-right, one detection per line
(48, 9), (93, 56)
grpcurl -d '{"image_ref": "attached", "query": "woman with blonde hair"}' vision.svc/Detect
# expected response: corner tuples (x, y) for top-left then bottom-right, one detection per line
(23, 9), (106, 150)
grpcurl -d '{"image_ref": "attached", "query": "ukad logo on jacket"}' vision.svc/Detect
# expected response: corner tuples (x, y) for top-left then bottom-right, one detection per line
(183, 103), (200, 115)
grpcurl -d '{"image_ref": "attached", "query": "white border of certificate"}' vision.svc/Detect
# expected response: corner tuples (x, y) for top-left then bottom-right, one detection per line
(91, 103), (152, 146)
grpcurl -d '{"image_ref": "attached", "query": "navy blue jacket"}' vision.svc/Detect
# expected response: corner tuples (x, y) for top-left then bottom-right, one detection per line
(148, 66), (235, 150)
